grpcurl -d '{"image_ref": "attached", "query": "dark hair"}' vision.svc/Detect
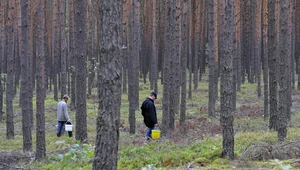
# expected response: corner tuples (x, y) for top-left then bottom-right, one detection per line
(150, 92), (157, 99)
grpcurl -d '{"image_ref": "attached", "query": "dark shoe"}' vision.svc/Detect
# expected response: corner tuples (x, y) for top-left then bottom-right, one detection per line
(57, 133), (61, 137)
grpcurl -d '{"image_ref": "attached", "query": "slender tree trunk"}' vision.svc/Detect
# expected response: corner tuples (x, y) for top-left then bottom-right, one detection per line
(151, 0), (158, 93)
(75, 0), (87, 142)
(255, 0), (262, 98)
(6, 0), (15, 139)
(28, 0), (34, 128)
(87, 0), (96, 97)
(220, 0), (235, 159)
(35, 0), (46, 159)
(180, 0), (188, 132)
(93, 1), (122, 169)
(60, 0), (67, 98)
(68, 0), (76, 111)
(207, 0), (216, 118)
(268, 0), (278, 130)
(20, 0), (32, 152)
(187, 0), (192, 100)
(52, 0), (59, 101)
(128, 0), (140, 134)
(0, 0), (3, 121)
(262, 0), (269, 120)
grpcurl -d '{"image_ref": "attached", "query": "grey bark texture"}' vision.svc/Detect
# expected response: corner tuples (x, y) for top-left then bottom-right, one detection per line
(20, 0), (32, 152)
(75, 0), (87, 143)
(35, 0), (46, 159)
(268, 0), (278, 131)
(220, 0), (235, 160)
(6, 0), (15, 139)
(93, 0), (122, 169)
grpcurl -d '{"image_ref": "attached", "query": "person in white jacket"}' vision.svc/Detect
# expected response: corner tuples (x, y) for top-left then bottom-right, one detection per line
(57, 94), (72, 137)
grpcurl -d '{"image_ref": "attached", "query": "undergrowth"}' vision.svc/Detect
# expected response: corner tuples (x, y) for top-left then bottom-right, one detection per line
(1, 79), (300, 169)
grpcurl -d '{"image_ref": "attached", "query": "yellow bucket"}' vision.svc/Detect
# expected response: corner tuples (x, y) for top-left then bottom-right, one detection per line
(152, 129), (161, 139)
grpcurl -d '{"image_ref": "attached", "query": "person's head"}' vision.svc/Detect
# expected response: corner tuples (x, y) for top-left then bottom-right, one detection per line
(63, 94), (70, 102)
(149, 92), (157, 100)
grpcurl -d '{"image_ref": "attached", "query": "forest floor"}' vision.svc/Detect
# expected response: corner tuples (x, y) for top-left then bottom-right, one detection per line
(1, 79), (300, 169)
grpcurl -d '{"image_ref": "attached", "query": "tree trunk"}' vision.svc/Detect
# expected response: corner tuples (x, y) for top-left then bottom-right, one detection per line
(60, 0), (67, 98)
(207, 0), (216, 118)
(6, 0), (15, 139)
(35, 0), (46, 159)
(180, 0), (188, 132)
(262, 0), (269, 120)
(268, 0), (278, 130)
(151, 0), (158, 93)
(28, 0), (34, 128)
(220, 0), (235, 159)
(128, 0), (140, 134)
(0, 0), (3, 121)
(87, 0), (96, 97)
(187, 0), (192, 100)
(20, 0), (32, 152)
(75, 0), (87, 143)
(93, 1), (122, 169)
(68, 0), (76, 111)
(52, 0), (59, 101)
(277, 0), (289, 141)
(255, 0), (262, 98)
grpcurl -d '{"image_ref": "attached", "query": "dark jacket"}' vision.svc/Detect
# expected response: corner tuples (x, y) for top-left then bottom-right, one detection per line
(141, 98), (157, 128)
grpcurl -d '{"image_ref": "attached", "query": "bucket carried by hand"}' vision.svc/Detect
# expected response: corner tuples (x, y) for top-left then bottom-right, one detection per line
(65, 122), (73, 132)
(151, 128), (161, 139)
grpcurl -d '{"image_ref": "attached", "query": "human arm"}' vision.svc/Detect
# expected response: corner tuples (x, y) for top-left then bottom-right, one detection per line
(64, 103), (71, 122)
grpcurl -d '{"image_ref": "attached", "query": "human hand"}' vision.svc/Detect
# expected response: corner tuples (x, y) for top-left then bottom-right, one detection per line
(154, 124), (159, 127)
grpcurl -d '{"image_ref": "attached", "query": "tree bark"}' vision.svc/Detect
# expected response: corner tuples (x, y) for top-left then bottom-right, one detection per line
(35, 0), (46, 159)
(93, 1), (122, 169)
(151, 0), (158, 93)
(0, 0), (3, 121)
(262, 0), (269, 120)
(68, 0), (76, 111)
(75, 0), (87, 143)
(128, 0), (140, 134)
(220, 0), (235, 159)
(277, 0), (289, 141)
(6, 0), (15, 139)
(180, 0), (188, 132)
(207, 0), (216, 118)
(20, 0), (32, 152)
(60, 0), (67, 98)
(268, 0), (278, 131)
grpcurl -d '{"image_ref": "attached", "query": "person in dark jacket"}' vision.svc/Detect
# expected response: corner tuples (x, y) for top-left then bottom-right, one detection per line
(141, 92), (159, 140)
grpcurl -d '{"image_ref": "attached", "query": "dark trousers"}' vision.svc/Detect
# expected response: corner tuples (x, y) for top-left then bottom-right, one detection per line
(57, 121), (72, 137)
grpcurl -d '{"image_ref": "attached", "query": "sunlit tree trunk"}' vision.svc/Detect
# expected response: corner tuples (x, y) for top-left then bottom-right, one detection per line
(93, 1), (122, 169)
(35, 0), (46, 159)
